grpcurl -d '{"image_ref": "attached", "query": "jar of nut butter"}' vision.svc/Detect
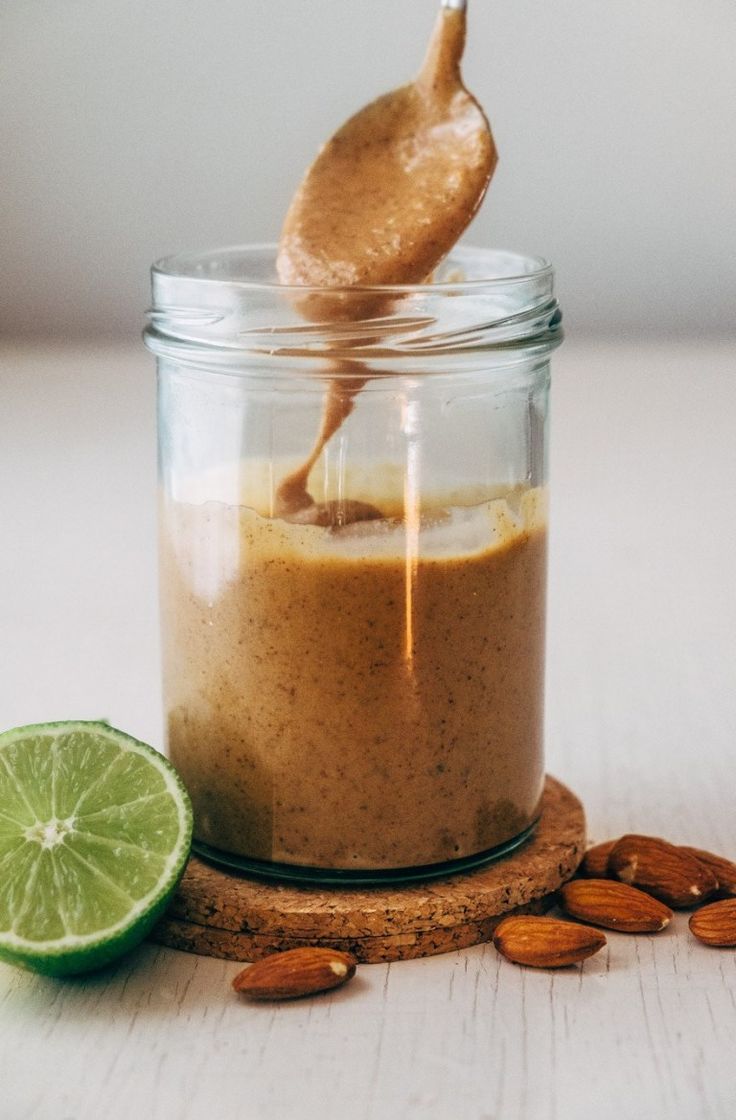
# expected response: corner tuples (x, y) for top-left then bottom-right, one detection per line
(145, 243), (562, 883)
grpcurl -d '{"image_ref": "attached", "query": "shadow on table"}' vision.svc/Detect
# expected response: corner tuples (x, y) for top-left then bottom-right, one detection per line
(1, 940), (372, 1024)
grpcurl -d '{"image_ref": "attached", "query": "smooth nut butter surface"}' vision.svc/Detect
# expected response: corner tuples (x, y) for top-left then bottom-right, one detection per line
(162, 476), (547, 869)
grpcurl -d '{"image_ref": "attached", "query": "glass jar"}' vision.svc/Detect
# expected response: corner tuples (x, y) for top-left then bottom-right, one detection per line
(145, 245), (562, 884)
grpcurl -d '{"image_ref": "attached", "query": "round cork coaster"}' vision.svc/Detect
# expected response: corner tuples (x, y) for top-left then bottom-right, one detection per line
(152, 775), (584, 964)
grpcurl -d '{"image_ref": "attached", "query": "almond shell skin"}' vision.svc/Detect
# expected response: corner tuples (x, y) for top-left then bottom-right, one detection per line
(561, 878), (673, 932)
(608, 834), (718, 909)
(493, 916), (606, 968)
(232, 948), (357, 1000)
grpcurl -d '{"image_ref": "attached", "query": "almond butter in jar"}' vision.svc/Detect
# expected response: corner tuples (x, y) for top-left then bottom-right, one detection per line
(146, 245), (562, 884)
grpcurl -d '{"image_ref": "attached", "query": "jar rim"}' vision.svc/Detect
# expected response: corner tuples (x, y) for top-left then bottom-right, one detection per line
(145, 243), (562, 371)
(151, 242), (554, 295)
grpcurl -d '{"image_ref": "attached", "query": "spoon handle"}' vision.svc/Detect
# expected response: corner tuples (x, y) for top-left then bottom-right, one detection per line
(441, 0), (467, 9)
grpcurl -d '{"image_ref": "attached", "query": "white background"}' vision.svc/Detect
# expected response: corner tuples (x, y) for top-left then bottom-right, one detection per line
(2, 0), (735, 340)
(2, 4), (736, 1116)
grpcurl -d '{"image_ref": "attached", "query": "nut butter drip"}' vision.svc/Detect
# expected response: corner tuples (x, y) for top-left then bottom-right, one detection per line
(275, 3), (497, 525)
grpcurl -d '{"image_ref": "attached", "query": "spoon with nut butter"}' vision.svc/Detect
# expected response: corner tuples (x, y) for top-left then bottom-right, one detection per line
(275, 0), (497, 525)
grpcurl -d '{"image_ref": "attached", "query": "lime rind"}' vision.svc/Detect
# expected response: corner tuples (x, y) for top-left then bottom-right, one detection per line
(0, 721), (193, 976)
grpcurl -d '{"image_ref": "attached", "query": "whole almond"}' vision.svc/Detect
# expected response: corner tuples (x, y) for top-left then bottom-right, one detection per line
(492, 915), (606, 968)
(581, 840), (617, 878)
(232, 947), (357, 1000)
(689, 899), (736, 946)
(608, 834), (717, 909)
(561, 878), (673, 932)
(680, 847), (736, 898)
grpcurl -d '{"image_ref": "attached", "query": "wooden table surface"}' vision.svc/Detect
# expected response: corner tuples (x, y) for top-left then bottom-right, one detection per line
(1, 340), (735, 1120)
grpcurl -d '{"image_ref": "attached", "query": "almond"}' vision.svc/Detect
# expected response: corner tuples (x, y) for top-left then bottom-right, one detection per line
(232, 947), (357, 1001)
(689, 899), (736, 947)
(581, 840), (617, 878)
(560, 878), (673, 932)
(608, 834), (718, 909)
(680, 847), (736, 898)
(492, 915), (606, 968)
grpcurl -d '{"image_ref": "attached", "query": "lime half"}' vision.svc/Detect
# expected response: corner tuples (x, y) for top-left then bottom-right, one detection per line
(0, 721), (192, 976)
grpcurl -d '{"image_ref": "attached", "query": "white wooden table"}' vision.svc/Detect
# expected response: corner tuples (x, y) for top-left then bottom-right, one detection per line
(1, 340), (735, 1120)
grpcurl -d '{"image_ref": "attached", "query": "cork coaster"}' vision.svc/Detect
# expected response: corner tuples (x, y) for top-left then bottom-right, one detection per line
(152, 775), (584, 964)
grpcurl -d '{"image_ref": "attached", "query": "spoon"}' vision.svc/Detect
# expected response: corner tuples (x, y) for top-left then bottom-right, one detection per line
(276, 0), (496, 524)
(278, 0), (495, 294)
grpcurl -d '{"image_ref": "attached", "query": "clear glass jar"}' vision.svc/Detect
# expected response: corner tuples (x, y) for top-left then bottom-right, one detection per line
(145, 245), (562, 884)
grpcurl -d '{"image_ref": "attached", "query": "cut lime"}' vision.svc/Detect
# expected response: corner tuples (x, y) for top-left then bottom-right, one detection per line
(0, 721), (192, 976)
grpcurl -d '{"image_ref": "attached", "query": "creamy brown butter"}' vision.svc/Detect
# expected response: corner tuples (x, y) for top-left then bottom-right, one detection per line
(277, 6), (495, 291)
(163, 484), (547, 869)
